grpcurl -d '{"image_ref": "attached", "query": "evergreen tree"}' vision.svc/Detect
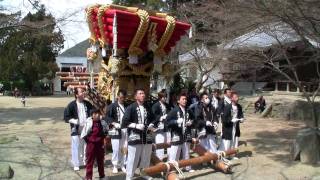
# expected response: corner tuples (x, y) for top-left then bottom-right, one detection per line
(0, 4), (64, 93)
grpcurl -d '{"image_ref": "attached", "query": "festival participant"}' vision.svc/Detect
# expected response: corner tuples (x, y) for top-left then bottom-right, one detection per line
(21, 95), (26, 107)
(81, 108), (108, 180)
(167, 93), (195, 172)
(152, 91), (171, 161)
(218, 88), (232, 115)
(221, 92), (244, 156)
(217, 88), (232, 149)
(211, 89), (221, 110)
(194, 92), (219, 153)
(254, 95), (266, 113)
(64, 87), (93, 171)
(105, 89), (128, 173)
(122, 89), (155, 180)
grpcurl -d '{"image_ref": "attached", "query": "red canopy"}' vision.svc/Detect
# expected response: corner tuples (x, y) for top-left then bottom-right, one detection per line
(86, 5), (191, 56)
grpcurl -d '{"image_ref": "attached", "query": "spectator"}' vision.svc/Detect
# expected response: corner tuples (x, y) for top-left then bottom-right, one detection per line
(81, 108), (108, 180)
(254, 96), (266, 113)
(21, 95), (26, 107)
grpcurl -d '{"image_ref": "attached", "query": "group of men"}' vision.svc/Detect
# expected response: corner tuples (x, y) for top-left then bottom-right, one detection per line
(64, 87), (244, 180)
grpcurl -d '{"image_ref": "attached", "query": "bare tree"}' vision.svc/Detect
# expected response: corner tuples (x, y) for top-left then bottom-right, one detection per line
(185, 45), (223, 92)
(225, 0), (320, 128)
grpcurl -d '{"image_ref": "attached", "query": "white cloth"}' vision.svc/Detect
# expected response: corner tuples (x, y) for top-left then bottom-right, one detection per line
(122, 129), (128, 165)
(126, 144), (152, 180)
(224, 96), (231, 105)
(118, 103), (125, 124)
(168, 144), (182, 162)
(138, 105), (145, 124)
(80, 117), (92, 139)
(220, 139), (230, 151)
(139, 144), (152, 169)
(182, 142), (192, 170)
(168, 142), (191, 170)
(126, 144), (142, 180)
(181, 107), (186, 117)
(111, 138), (121, 167)
(111, 128), (127, 167)
(199, 138), (209, 151)
(220, 137), (239, 151)
(206, 134), (218, 153)
(231, 104), (238, 150)
(211, 96), (219, 109)
(166, 131), (171, 153)
(155, 132), (167, 160)
(71, 135), (86, 167)
(76, 101), (87, 126)
(180, 106), (186, 133)
(160, 102), (166, 114)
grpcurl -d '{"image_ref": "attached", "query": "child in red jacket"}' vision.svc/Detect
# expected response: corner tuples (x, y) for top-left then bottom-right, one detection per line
(81, 108), (107, 180)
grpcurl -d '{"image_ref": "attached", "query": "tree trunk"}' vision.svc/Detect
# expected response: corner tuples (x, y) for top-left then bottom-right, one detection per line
(311, 103), (319, 128)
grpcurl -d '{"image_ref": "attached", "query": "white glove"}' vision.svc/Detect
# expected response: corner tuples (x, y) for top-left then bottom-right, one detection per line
(231, 118), (240, 123)
(213, 122), (218, 131)
(177, 118), (184, 124)
(113, 123), (121, 129)
(128, 123), (136, 128)
(239, 118), (244, 123)
(68, 118), (78, 125)
(136, 123), (145, 130)
(186, 120), (192, 126)
(160, 114), (167, 122)
(206, 121), (212, 126)
(148, 123), (154, 129)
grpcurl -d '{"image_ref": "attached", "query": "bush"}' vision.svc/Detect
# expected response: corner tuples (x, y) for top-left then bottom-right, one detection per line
(0, 80), (27, 91)
(3, 91), (13, 96)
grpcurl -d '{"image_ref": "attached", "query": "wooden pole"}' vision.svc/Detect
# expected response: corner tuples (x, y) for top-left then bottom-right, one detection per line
(60, 76), (98, 81)
(64, 81), (97, 87)
(68, 85), (97, 89)
(56, 72), (98, 76)
(142, 148), (237, 176)
(214, 161), (232, 174)
(167, 172), (179, 180)
(152, 142), (171, 151)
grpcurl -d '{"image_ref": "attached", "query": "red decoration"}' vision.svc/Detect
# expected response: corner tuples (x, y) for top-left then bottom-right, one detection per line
(88, 7), (191, 56)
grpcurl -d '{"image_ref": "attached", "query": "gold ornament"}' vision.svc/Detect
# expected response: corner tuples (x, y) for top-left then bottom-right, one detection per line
(97, 5), (111, 47)
(86, 47), (98, 61)
(155, 15), (176, 57)
(128, 9), (149, 57)
(86, 4), (101, 44)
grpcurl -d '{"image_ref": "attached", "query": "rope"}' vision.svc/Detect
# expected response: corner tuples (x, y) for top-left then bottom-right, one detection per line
(217, 151), (231, 166)
(165, 160), (185, 179)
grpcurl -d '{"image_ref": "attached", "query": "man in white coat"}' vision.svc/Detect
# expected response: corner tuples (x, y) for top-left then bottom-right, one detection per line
(105, 89), (128, 173)
(64, 87), (93, 171)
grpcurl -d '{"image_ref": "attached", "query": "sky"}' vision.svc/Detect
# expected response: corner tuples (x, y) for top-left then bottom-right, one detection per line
(2, 0), (112, 53)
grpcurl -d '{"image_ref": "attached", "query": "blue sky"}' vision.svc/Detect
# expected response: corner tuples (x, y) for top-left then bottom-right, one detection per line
(2, 0), (112, 53)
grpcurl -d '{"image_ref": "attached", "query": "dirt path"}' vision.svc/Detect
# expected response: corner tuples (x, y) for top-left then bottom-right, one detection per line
(0, 96), (319, 179)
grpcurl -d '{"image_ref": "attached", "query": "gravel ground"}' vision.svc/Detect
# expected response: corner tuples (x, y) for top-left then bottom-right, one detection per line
(0, 95), (319, 180)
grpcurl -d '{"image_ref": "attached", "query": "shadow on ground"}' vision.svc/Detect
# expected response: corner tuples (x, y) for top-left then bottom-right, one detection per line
(246, 126), (304, 165)
(0, 107), (65, 125)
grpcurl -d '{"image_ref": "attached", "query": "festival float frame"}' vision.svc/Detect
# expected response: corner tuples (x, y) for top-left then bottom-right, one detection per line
(85, 4), (191, 102)
(56, 5), (239, 178)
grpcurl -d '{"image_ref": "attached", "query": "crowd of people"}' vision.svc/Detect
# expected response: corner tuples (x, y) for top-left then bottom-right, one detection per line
(63, 87), (245, 180)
